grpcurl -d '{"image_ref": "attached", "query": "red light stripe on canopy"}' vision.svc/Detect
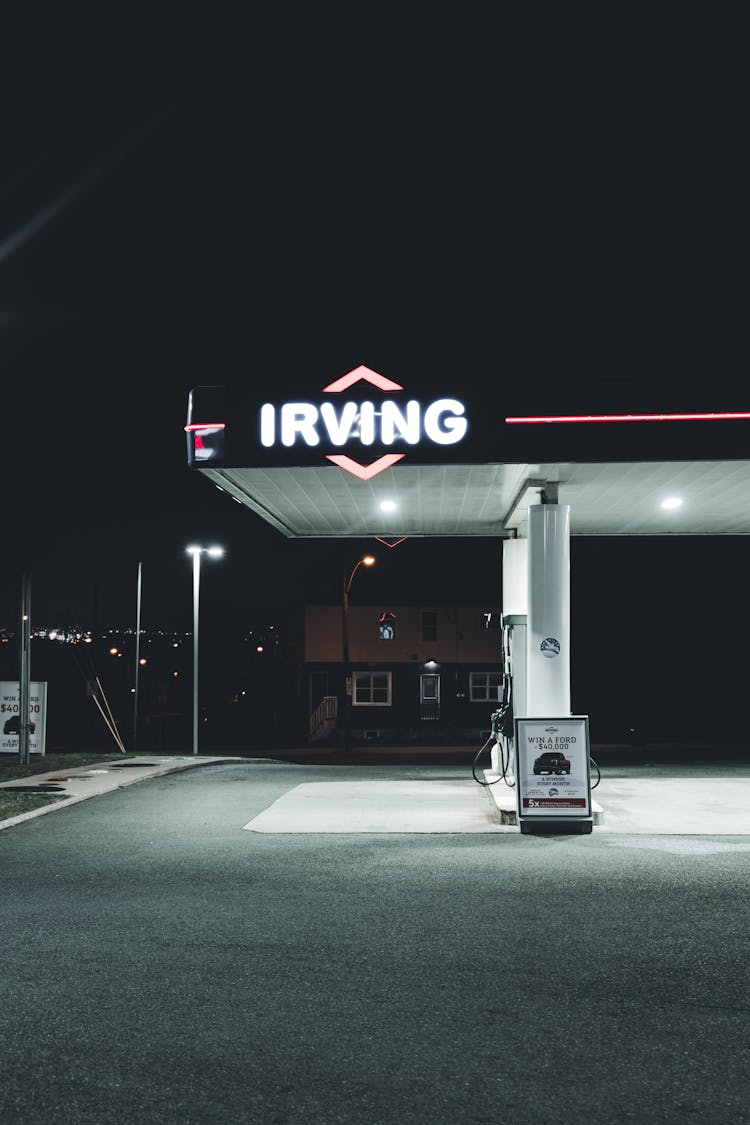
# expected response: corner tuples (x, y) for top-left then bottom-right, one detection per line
(504, 412), (750, 424)
(184, 423), (226, 431)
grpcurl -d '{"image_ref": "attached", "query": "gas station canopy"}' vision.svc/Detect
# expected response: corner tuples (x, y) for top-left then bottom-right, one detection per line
(185, 366), (750, 538)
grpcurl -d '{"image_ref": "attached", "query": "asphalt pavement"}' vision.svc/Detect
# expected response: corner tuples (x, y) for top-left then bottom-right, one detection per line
(1, 755), (749, 1124)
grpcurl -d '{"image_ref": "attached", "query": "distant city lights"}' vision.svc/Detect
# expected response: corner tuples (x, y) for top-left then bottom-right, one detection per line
(1, 623), (274, 650)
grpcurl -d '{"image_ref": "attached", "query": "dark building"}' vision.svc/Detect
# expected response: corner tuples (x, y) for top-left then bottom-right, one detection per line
(302, 602), (502, 746)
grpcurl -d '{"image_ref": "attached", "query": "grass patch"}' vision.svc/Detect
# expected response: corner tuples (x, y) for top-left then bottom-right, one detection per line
(0, 791), (68, 818)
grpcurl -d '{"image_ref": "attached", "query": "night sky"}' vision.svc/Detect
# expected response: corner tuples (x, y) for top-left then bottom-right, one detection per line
(1, 11), (745, 664)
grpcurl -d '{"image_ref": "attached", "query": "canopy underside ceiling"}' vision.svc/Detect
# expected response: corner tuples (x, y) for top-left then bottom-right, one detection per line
(197, 460), (750, 538)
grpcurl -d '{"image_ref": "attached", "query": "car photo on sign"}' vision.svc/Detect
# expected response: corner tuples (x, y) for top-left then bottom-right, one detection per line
(533, 750), (571, 775)
(3, 714), (36, 735)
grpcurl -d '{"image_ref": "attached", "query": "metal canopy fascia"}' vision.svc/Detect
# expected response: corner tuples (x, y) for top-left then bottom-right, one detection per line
(186, 372), (750, 538)
(196, 458), (750, 538)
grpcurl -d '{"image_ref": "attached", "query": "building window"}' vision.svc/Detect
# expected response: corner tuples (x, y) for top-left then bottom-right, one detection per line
(421, 610), (438, 642)
(353, 671), (392, 706)
(470, 672), (503, 701)
(378, 611), (397, 640)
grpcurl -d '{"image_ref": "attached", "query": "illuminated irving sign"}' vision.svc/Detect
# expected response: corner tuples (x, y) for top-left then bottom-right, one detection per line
(259, 365), (468, 479)
(260, 397), (467, 447)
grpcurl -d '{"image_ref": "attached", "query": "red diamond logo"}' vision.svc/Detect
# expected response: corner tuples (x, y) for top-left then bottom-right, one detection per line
(322, 366), (403, 393)
(326, 453), (404, 480)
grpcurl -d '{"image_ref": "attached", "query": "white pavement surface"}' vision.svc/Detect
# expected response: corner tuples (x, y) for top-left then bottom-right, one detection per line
(484, 774), (750, 834)
(591, 777), (750, 834)
(243, 779), (506, 833)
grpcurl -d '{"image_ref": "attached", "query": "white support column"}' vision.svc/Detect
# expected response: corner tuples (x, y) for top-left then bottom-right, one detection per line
(502, 538), (527, 615)
(501, 536), (528, 721)
(526, 502), (571, 716)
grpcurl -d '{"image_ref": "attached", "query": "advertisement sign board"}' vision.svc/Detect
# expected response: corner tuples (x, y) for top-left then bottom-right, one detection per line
(0, 681), (47, 755)
(514, 715), (591, 820)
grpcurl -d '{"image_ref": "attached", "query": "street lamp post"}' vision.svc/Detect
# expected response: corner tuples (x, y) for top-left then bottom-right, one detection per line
(132, 560), (142, 753)
(187, 545), (224, 755)
(342, 555), (375, 753)
(18, 572), (32, 767)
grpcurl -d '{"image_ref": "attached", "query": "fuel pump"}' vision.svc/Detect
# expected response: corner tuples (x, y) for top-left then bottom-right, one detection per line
(472, 614), (526, 788)
(492, 614), (526, 779)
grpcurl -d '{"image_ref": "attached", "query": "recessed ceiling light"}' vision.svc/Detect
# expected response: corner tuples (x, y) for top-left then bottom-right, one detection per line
(660, 497), (683, 510)
(379, 500), (397, 512)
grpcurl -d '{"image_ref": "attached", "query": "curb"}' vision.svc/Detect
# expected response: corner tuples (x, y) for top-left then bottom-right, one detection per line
(0, 757), (244, 833)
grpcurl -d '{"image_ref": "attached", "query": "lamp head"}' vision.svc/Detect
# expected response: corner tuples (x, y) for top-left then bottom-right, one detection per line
(186, 545), (225, 557)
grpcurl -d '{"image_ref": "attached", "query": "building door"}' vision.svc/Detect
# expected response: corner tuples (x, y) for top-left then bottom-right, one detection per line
(420, 673), (440, 721)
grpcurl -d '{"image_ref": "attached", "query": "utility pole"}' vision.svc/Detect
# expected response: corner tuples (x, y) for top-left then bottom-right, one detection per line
(342, 569), (351, 753)
(341, 555), (376, 753)
(18, 572), (31, 766)
(133, 561), (142, 753)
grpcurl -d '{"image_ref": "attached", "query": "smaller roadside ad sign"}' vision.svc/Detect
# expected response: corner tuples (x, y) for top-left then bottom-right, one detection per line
(515, 715), (591, 820)
(0, 681), (48, 755)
